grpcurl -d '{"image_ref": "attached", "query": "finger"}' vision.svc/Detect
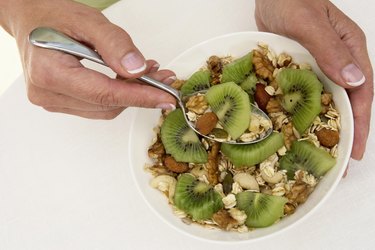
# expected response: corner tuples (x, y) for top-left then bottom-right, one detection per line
(71, 14), (147, 78)
(337, 12), (374, 159)
(347, 84), (373, 159)
(116, 59), (160, 80)
(285, 5), (366, 89)
(44, 106), (126, 120)
(32, 51), (176, 109)
(27, 84), (121, 111)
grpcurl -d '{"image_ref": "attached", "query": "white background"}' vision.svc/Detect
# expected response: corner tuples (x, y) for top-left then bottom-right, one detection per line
(0, 28), (22, 95)
(0, 0), (374, 249)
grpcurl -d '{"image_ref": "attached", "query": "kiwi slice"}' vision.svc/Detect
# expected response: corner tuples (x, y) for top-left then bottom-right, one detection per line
(161, 109), (207, 163)
(181, 70), (211, 95)
(240, 73), (258, 103)
(221, 52), (253, 84)
(221, 132), (284, 167)
(279, 140), (336, 179)
(240, 73), (258, 95)
(205, 82), (251, 140)
(236, 191), (287, 228)
(174, 173), (223, 221)
(277, 69), (322, 134)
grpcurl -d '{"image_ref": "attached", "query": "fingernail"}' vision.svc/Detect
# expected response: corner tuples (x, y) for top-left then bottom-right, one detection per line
(163, 76), (177, 85)
(156, 103), (176, 110)
(121, 52), (147, 74)
(341, 64), (366, 87)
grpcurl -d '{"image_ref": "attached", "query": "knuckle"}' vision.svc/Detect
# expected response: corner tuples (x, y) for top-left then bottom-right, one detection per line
(94, 90), (118, 107)
(101, 109), (125, 120)
(27, 85), (44, 106)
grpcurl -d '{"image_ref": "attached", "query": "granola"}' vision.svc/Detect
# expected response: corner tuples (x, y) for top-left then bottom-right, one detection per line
(145, 43), (341, 233)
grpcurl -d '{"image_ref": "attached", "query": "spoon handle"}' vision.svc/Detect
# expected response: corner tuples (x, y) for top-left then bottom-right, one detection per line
(28, 27), (181, 100)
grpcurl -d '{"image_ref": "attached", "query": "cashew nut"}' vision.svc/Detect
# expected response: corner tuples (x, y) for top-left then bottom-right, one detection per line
(261, 170), (284, 184)
(190, 165), (208, 179)
(150, 175), (177, 203)
(233, 173), (259, 191)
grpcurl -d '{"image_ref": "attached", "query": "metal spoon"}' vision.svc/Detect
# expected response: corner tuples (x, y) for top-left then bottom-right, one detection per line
(28, 27), (272, 144)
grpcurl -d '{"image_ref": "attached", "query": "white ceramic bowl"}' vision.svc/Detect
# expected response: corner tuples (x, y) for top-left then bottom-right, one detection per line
(128, 32), (354, 242)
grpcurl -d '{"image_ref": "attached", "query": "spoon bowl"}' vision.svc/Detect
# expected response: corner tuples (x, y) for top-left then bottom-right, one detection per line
(28, 27), (272, 144)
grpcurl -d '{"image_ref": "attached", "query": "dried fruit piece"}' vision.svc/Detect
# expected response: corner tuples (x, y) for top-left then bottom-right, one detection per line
(207, 141), (220, 185)
(316, 128), (340, 148)
(254, 83), (271, 112)
(163, 155), (189, 173)
(195, 112), (218, 135)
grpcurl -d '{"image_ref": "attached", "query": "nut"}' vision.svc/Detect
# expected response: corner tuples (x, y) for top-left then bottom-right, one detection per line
(185, 95), (208, 114)
(286, 181), (313, 204)
(190, 165), (208, 178)
(321, 92), (333, 106)
(261, 170), (284, 184)
(171, 79), (185, 90)
(277, 53), (292, 67)
(212, 209), (238, 230)
(266, 97), (283, 114)
(315, 128), (340, 148)
(252, 49), (275, 81)
(233, 173), (259, 191)
(207, 55), (223, 85)
(150, 175), (177, 203)
(282, 122), (297, 150)
(163, 155), (189, 173)
(195, 112), (218, 135)
(148, 138), (165, 161)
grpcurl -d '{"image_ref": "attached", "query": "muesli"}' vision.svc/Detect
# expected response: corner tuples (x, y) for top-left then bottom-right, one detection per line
(145, 43), (340, 232)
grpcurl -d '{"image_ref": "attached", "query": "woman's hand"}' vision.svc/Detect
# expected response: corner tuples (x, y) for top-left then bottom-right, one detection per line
(0, 0), (176, 119)
(255, 0), (373, 160)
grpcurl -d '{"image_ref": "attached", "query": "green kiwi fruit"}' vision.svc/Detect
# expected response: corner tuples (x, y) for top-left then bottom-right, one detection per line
(174, 173), (223, 221)
(240, 73), (258, 102)
(277, 69), (322, 134)
(181, 70), (211, 95)
(279, 140), (336, 179)
(221, 52), (253, 84)
(240, 73), (258, 95)
(236, 191), (287, 228)
(221, 132), (284, 167)
(161, 109), (208, 163)
(205, 82), (251, 140)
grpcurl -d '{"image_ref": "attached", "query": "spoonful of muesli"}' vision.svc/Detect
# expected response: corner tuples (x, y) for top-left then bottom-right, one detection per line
(28, 27), (272, 145)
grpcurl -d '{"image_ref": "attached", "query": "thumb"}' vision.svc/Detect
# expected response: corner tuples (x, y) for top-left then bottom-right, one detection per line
(83, 20), (147, 78)
(288, 8), (366, 88)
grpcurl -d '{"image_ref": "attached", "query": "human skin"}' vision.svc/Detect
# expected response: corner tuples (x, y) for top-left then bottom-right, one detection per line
(0, 0), (177, 119)
(255, 0), (373, 160)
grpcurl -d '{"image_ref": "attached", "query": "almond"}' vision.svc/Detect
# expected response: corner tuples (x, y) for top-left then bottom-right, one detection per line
(316, 128), (340, 148)
(195, 112), (218, 135)
(163, 155), (189, 173)
(254, 83), (271, 112)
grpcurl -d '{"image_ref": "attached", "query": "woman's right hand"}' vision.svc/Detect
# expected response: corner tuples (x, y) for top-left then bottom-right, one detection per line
(0, 0), (176, 119)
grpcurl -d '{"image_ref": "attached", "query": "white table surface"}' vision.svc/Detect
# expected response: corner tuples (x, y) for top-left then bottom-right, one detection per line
(0, 0), (374, 249)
